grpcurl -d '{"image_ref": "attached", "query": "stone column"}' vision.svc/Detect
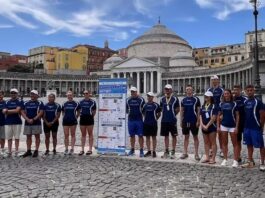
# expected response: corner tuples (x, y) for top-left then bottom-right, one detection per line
(137, 72), (140, 91)
(199, 77), (202, 94)
(204, 77), (207, 92)
(225, 75), (227, 89)
(144, 72), (147, 93)
(177, 79), (180, 94)
(194, 78), (197, 94)
(157, 72), (161, 94)
(150, 71), (154, 93)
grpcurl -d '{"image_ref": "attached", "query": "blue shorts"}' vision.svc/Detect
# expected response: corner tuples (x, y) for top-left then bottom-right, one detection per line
(243, 128), (264, 148)
(128, 121), (143, 137)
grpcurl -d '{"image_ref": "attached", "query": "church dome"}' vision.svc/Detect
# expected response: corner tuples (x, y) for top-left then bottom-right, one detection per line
(103, 54), (123, 70)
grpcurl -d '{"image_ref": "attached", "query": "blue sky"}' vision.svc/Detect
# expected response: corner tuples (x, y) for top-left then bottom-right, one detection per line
(0, 0), (265, 55)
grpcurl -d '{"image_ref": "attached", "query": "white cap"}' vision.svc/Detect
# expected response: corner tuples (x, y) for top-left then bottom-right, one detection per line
(10, 88), (18, 93)
(164, 84), (172, 89)
(210, 75), (219, 80)
(147, 92), (155, 97)
(130, 87), (138, 92)
(204, 91), (213, 97)
(30, 90), (39, 95)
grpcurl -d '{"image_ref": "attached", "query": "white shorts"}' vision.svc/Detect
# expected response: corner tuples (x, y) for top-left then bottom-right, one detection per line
(221, 125), (235, 133)
(24, 125), (42, 135)
(5, 125), (22, 140)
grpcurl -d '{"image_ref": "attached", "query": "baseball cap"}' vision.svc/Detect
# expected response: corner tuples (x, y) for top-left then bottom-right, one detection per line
(147, 92), (155, 97)
(164, 84), (172, 89)
(30, 90), (39, 95)
(204, 91), (213, 97)
(210, 75), (219, 80)
(130, 87), (138, 92)
(10, 88), (18, 93)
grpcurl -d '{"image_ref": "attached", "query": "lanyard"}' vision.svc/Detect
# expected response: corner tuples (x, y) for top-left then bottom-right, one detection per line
(165, 94), (172, 111)
(205, 103), (211, 111)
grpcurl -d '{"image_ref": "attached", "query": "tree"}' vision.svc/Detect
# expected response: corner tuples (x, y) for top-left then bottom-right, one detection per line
(7, 64), (33, 73)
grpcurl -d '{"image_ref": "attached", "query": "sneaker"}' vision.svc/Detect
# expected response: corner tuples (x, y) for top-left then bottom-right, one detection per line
(260, 164), (265, 171)
(144, 151), (152, 157)
(127, 149), (135, 156)
(44, 150), (49, 156)
(53, 149), (56, 155)
(64, 149), (68, 155)
(221, 159), (228, 166)
(232, 160), (239, 168)
(152, 151), (157, 158)
(237, 158), (242, 163)
(219, 151), (224, 158)
(32, 150), (38, 158)
(161, 151), (169, 159)
(139, 149), (144, 157)
(180, 153), (188, 160)
(195, 155), (201, 161)
(170, 150), (176, 159)
(22, 150), (32, 158)
(69, 149), (74, 155)
(241, 161), (255, 168)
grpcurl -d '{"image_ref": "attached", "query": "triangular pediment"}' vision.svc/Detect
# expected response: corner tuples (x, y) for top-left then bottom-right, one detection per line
(111, 57), (158, 70)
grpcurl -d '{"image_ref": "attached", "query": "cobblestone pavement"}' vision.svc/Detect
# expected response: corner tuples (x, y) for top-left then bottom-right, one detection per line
(0, 154), (265, 198)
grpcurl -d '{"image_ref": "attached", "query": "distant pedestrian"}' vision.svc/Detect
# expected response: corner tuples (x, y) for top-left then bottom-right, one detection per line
(79, 90), (96, 156)
(62, 91), (80, 155)
(241, 85), (265, 171)
(43, 93), (61, 155)
(2, 88), (22, 157)
(0, 90), (6, 155)
(217, 89), (239, 167)
(142, 92), (161, 158)
(180, 85), (201, 161)
(126, 87), (145, 157)
(21, 90), (44, 158)
(200, 91), (218, 164)
(160, 84), (180, 159)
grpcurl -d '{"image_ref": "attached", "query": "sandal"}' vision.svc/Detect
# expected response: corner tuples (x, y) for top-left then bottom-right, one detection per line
(78, 151), (84, 156)
(86, 151), (92, 155)
(208, 160), (216, 164)
(201, 159), (210, 163)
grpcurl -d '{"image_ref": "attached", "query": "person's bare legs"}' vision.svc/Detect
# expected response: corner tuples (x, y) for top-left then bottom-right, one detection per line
(35, 134), (40, 150)
(172, 136), (177, 151)
(63, 126), (70, 150)
(70, 125), (76, 150)
(193, 135), (199, 157)
(230, 133), (239, 161)
(209, 132), (217, 162)
(146, 136), (151, 151)
(87, 125), (94, 152)
(152, 136), (157, 151)
(80, 126), (87, 152)
(203, 134), (210, 161)
(8, 139), (12, 153)
(221, 131), (228, 160)
(52, 132), (57, 150)
(45, 133), (50, 151)
(183, 135), (189, 155)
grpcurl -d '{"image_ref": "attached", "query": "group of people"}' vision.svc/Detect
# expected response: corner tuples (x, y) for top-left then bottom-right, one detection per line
(0, 89), (96, 158)
(0, 74), (264, 171)
(126, 75), (265, 171)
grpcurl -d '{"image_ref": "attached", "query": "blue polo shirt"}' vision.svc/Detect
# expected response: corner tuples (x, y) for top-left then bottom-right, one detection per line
(207, 86), (224, 106)
(126, 96), (145, 121)
(244, 98), (264, 131)
(79, 99), (97, 116)
(4, 99), (23, 125)
(43, 102), (61, 123)
(21, 100), (44, 125)
(160, 95), (180, 123)
(0, 100), (5, 126)
(200, 104), (218, 126)
(219, 102), (238, 128)
(62, 100), (81, 122)
(142, 102), (161, 125)
(181, 96), (201, 124)
(234, 95), (247, 125)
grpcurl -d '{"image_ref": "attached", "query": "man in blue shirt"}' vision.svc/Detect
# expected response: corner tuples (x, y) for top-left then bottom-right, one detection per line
(126, 87), (145, 157)
(21, 90), (44, 158)
(43, 93), (61, 155)
(2, 88), (22, 156)
(0, 90), (6, 155)
(160, 84), (180, 159)
(142, 92), (161, 158)
(241, 85), (265, 171)
(207, 75), (224, 157)
(180, 85), (201, 161)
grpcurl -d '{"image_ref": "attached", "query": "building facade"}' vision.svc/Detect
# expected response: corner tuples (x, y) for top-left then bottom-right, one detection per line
(0, 53), (28, 71)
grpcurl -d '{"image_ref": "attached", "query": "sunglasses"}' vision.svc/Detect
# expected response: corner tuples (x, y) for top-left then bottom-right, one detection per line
(84, 92), (89, 95)
(10, 92), (17, 94)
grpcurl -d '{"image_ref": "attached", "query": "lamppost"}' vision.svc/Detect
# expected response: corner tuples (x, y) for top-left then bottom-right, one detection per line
(250, 0), (262, 100)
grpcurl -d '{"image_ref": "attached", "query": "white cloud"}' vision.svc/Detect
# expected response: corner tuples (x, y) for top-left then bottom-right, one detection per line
(112, 31), (129, 41)
(195, 0), (265, 20)
(0, 24), (14, 28)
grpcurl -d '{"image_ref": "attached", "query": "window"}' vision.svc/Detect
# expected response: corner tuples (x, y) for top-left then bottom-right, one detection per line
(235, 56), (238, 61)
(199, 61), (203, 65)
(204, 59), (208, 64)
(228, 57), (231, 62)
(250, 35), (254, 42)
(241, 56), (245, 60)
(65, 63), (69, 69)
(65, 54), (69, 61)
(215, 58), (219, 63)
(211, 59), (214, 64)
(221, 58), (225, 63)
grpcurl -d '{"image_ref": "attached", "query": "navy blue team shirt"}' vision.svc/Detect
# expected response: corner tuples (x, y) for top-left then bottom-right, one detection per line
(142, 102), (161, 125)
(181, 96), (201, 124)
(0, 100), (5, 126)
(43, 102), (61, 123)
(62, 100), (81, 122)
(207, 87), (224, 106)
(160, 95), (180, 123)
(200, 104), (218, 127)
(21, 100), (44, 125)
(79, 99), (97, 116)
(4, 99), (23, 125)
(234, 95), (247, 125)
(219, 101), (238, 128)
(126, 96), (145, 121)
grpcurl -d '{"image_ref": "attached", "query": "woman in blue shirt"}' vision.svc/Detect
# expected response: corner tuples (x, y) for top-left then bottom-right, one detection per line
(200, 91), (218, 164)
(62, 91), (80, 155)
(217, 89), (239, 167)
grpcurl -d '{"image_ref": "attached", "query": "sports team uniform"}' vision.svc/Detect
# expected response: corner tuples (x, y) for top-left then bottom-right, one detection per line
(43, 102), (61, 133)
(142, 102), (161, 136)
(0, 100), (6, 139)
(234, 95), (247, 141)
(207, 87), (224, 108)
(4, 98), (23, 139)
(200, 103), (218, 134)
(22, 100), (44, 135)
(181, 96), (201, 136)
(219, 101), (238, 132)
(126, 96), (145, 137)
(160, 95), (179, 136)
(79, 99), (97, 126)
(62, 100), (80, 126)
(243, 98), (264, 148)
